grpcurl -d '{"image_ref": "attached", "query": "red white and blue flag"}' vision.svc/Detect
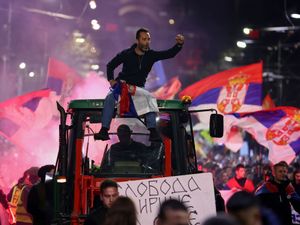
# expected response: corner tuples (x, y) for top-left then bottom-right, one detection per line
(225, 107), (300, 163)
(0, 89), (51, 138)
(112, 82), (158, 117)
(179, 62), (263, 152)
(179, 62), (263, 117)
(47, 57), (81, 96)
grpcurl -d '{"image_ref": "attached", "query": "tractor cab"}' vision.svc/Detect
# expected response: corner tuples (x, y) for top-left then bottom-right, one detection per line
(53, 98), (223, 224)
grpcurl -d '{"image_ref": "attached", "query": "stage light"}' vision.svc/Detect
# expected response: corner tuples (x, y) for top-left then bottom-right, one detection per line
(89, 0), (97, 10)
(19, 62), (26, 69)
(237, 41), (247, 48)
(28, 72), (35, 77)
(291, 13), (300, 19)
(243, 27), (252, 35)
(92, 23), (101, 30)
(169, 19), (175, 25)
(224, 56), (233, 62)
(91, 64), (99, 70)
(75, 37), (85, 43)
(91, 19), (98, 25)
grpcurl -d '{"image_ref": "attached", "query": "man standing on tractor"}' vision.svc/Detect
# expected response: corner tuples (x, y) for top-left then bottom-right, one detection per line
(94, 28), (184, 142)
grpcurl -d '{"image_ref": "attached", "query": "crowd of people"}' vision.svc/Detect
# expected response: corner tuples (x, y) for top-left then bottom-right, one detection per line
(0, 159), (300, 225)
(0, 19), (299, 225)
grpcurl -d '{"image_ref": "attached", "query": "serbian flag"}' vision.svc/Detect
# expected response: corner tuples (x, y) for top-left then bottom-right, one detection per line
(47, 57), (81, 96)
(152, 77), (182, 100)
(225, 107), (300, 163)
(179, 62), (263, 117)
(0, 89), (52, 138)
(0, 89), (51, 111)
(112, 82), (158, 117)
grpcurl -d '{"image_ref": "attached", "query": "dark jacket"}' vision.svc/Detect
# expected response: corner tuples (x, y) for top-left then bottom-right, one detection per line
(255, 179), (300, 225)
(26, 180), (54, 225)
(84, 205), (108, 225)
(214, 187), (225, 212)
(109, 140), (148, 163)
(107, 44), (182, 87)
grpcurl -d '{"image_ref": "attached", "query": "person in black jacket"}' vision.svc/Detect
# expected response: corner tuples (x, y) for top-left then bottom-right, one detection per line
(227, 191), (280, 225)
(26, 165), (55, 225)
(292, 169), (300, 195)
(94, 27), (184, 142)
(255, 161), (300, 225)
(84, 180), (119, 225)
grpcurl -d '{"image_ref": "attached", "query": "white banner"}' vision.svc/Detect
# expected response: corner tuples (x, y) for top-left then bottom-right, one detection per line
(118, 173), (216, 225)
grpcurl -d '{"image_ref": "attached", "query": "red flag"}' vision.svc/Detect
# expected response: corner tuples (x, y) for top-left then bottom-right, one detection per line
(152, 77), (182, 100)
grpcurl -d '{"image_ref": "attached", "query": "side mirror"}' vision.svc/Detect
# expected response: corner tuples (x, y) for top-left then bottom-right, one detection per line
(209, 114), (223, 137)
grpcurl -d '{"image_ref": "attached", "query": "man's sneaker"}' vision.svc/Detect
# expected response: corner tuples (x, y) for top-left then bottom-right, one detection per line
(149, 128), (162, 142)
(94, 127), (110, 141)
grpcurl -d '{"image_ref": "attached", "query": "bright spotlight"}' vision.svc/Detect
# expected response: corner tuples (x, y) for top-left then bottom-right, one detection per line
(224, 56), (233, 62)
(75, 37), (85, 43)
(89, 0), (97, 10)
(92, 23), (101, 30)
(291, 13), (300, 19)
(243, 27), (252, 35)
(169, 19), (175, 25)
(19, 62), (26, 69)
(91, 19), (98, 25)
(91, 64), (99, 70)
(28, 72), (35, 77)
(237, 41), (247, 48)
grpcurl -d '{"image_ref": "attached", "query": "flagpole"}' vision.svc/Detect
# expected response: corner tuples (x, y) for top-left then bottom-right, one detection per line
(277, 40), (283, 105)
(1, 1), (12, 99)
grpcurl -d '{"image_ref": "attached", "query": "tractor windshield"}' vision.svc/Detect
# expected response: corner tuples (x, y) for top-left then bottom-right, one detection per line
(81, 113), (171, 176)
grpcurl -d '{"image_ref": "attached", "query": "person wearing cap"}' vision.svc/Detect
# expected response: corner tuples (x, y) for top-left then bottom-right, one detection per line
(105, 124), (148, 167)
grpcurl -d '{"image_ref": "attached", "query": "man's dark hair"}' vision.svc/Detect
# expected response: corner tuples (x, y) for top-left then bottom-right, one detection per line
(100, 179), (118, 193)
(203, 214), (239, 225)
(104, 196), (137, 225)
(235, 164), (245, 171)
(226, 191), (258, 213)
(294, 169), (300, 179)
(117, 124), (132, 134)
(273, 161), (288, 170)
(157, 199), (188, 221)
(38, 164), (55, 183)
(136, 28), (149, 39)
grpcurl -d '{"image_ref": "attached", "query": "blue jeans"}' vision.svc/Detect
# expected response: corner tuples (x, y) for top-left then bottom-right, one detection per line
(101, 92), (157, 129)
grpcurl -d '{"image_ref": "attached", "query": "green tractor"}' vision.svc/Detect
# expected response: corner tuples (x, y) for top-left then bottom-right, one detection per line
(53, 98), (223, 224)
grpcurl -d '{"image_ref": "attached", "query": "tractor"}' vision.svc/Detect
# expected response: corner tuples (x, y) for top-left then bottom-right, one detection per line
(52, 98), (223, 224)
